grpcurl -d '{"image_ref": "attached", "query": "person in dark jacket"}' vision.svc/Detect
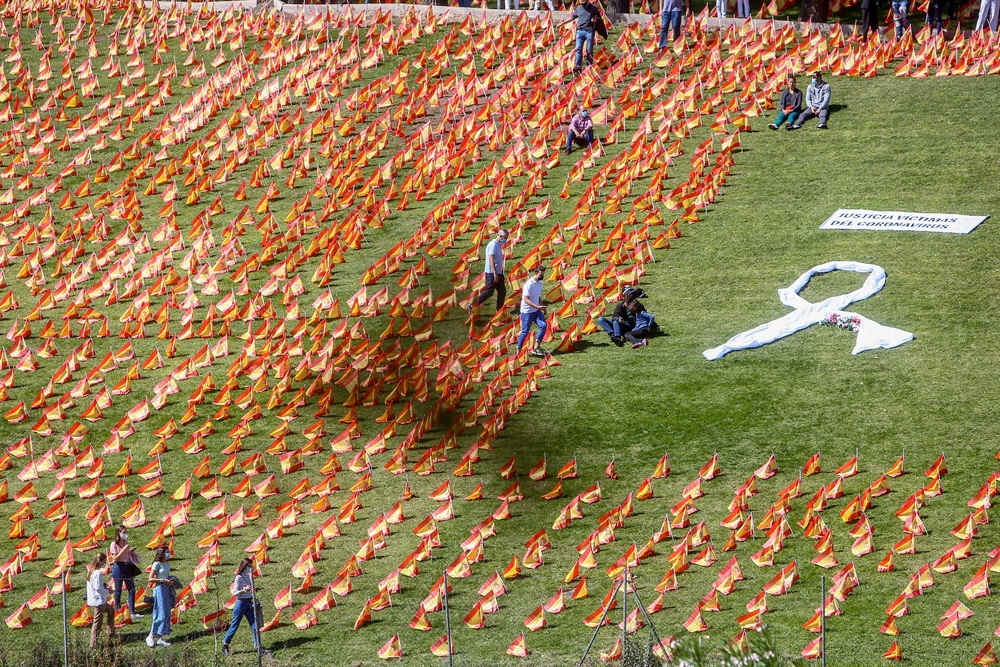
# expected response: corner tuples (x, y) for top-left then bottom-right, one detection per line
(768, 76), (802, 130)
(598, 288), (642, 346)
(860, 0), (880, 40)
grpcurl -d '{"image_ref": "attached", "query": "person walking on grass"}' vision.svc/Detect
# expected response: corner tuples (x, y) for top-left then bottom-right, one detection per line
(518, 267), (549, 357)
(87, 552), (115, 649)
(768, 75), (802, 130)
(222, 558), (270, 657)
(789, 71), (831, 130)
(560, 0), (602, 73)
(892, 0), (911, 37)
(146, 546), (173, 648)
(469, 228), (508, 316)
(109, 525), (142, 620)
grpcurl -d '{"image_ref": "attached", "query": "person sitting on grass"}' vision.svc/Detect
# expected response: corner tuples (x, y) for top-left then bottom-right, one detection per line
(598, 285), (644, 347)
(624, 301), (657, 348)
(768, 75), (802, 130)
(789, 71), (831, 130)
(517, 267), (549, 357)
(565, 108), (594, 155)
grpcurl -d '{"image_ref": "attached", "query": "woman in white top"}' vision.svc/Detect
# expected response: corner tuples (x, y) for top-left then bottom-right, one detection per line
(86, 552), (115, 648)
(221, 558), (264, 656)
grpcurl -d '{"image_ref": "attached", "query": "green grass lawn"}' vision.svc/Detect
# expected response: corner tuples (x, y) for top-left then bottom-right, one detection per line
(2, 6), (1000, 667)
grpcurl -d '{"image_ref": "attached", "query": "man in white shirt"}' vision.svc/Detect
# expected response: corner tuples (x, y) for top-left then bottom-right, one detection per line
(470, 229), (509, 316)
(517, 267), (548, 357)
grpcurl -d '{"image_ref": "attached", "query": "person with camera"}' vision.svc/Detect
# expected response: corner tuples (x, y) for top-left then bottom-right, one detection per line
(109, 525), (142, 619)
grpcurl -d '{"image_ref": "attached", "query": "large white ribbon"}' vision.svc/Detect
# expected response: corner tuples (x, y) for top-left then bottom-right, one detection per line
(704, 261), (914, 360)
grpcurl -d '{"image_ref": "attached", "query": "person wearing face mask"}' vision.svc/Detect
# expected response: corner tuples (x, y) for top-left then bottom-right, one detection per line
(109, 525), (143, 619)
(146, 546), (173, 648)
(469, 228), (509, 316)
(789, 72), (831, 130)
(565, 107), (594, 155)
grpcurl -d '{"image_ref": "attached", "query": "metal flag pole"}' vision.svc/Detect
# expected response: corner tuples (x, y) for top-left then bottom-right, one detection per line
(577, 578), (623, 667)
(621, 569), (628, 658)
(249, 567), (263, 667)
(821, 575), (827, 667)
(442, 571), (453, 667)
(62, 570), (69, 667)
(212, 573), (220, 667)
(626, 569), (665, 655)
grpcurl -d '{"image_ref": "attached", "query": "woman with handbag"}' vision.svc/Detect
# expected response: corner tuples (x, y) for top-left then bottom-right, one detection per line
(109, 526), (142, 619)
(87, 553), (115, 649)
(146, 546), (172, 647)
(221, 558), (269, 656)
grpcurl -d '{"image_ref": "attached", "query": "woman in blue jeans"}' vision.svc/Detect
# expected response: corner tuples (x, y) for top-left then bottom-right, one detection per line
(517, 267), (548, 357)
(222, 558), (268, 656)
(892, 0), (910, 37)
(110, 525), (143, 619)
(768, 76), (802, 130)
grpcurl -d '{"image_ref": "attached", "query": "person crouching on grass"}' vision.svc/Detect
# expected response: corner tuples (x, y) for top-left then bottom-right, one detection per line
(517, 267), (548, 358)
(565, 107), (594, 155)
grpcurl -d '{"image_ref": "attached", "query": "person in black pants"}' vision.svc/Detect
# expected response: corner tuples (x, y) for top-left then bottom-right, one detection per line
(860, 0), (880, 40)
(470, 229), (508, 315)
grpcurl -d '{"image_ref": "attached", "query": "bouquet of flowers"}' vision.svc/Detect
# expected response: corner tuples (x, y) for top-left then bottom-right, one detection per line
(822, 312), (862, 333)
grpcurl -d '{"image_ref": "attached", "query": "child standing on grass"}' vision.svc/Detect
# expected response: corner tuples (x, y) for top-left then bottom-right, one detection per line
(87, 553), (115, 649)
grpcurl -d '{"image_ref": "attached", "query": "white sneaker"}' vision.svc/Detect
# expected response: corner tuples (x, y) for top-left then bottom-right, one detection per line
(157, 639), (171, 647)
(146, 635), (155, 648)
(132, 613), (144, 619)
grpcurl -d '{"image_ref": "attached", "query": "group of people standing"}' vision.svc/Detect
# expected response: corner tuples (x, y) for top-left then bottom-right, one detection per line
(85, 528), (266, 656)
(86, 536), (173, 649)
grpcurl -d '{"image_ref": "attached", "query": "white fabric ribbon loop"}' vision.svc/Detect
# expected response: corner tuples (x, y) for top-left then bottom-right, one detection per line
(704, 261), (914, 360)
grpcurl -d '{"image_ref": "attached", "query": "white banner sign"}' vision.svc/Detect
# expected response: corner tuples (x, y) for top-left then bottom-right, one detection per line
(820, 209), (988, 234)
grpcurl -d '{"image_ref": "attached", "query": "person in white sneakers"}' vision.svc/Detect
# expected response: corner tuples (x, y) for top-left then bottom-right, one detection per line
(146, 547), (173, 647)
(109, 525), (142, 620)
(517, 267), (549, 357)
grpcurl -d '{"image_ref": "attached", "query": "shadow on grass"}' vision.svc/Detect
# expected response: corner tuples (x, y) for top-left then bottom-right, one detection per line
(266, 635), (320, 651)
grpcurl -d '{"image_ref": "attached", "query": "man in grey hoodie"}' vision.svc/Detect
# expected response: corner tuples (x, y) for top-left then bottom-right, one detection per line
(790, 72), (831, 130)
